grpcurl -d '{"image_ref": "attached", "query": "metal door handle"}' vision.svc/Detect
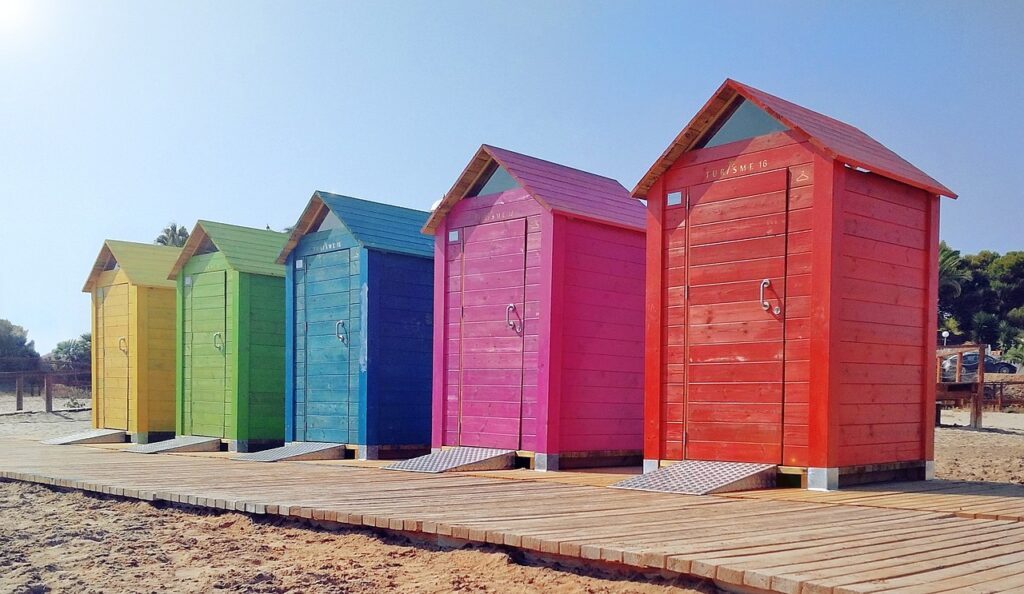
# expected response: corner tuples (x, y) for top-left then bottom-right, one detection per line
(759, 279), (771, 311)
(213, 332), (223, 351)
(336, 320), (347, 343)
(118, 337), (128, 353)
(506, 304), (522, 335)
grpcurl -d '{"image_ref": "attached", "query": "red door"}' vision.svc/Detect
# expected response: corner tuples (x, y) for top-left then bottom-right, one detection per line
(678, 169), (788, 463)
(457, 218), (527, 449)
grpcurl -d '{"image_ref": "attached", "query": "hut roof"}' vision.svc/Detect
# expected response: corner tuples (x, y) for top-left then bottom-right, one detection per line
(277, 191), (433, 263)
(168, 220), (288, 280)
(632, 78), (956, 199)
(82, 240), (182, 292)
(422, 144), (645, 234)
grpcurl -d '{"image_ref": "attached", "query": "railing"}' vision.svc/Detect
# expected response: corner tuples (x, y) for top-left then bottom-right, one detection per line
(935, 344), (986, 429)
(0, 370), (90, 413)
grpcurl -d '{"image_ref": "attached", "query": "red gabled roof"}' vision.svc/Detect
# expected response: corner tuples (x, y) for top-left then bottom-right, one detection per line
(423, 144), (645, 234)
(632, 79), (956, 199)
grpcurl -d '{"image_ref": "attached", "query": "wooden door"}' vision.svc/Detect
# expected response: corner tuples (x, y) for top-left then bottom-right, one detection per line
(457, 218), (527, 449)
(184, 270), (228, 438)
(295, 249), (354, 443)
(97, 284), (130, 430)
(680, 169), (788, 464)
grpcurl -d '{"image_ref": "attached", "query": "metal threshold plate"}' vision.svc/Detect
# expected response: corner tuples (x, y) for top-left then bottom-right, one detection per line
(233, 442), (345, 462)
(42, 429), (126, 446)
(383, 447), (515, 473)
(124, 435), (221, 454)
(612, 460), (776, 495)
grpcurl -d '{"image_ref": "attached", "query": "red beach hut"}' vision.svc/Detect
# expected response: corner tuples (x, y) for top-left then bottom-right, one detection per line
(416, 145), (647, 471)
(633, 80), (955, 490)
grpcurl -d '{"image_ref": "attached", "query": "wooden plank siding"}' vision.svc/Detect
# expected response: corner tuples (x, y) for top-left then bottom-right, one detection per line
(439, 189), (544, 450)
(365, 250), (433, 447)
(557, 217), (644, 453)
(85, 241), (180, 438)
(654, 132), (816, 465)
(280, 194), (434, 452)
(173, 222), (288, 448)
(833, 169), (932, 466)
(238, 272), (285, 444)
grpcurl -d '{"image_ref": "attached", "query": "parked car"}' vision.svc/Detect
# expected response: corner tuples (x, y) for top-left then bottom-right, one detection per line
(941, 352), (1017, 381)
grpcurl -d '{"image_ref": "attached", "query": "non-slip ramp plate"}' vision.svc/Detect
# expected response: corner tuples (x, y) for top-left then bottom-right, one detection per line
(232, 442), (344, 462)
(612, 460), (776, 495)
(42, 429), (126, 446)
(383, 447), (515, 473)
(124, 436), (221, 454)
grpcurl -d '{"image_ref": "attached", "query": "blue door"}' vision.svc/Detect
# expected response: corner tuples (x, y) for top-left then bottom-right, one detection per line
(294, 248), (358, 442)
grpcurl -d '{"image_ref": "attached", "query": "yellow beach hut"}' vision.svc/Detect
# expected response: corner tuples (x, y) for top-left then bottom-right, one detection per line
(82, 240), (181, 443)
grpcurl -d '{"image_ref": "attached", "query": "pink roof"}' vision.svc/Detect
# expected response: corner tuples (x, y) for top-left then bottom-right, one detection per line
(423, 144), (645, 234)
(633, 79), (956, 199)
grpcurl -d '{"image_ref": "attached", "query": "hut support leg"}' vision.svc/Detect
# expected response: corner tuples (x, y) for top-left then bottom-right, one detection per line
(534, 453), (559, 472)
(44, 377), (52, 413)
(807, 467), (839, 491)
(357, 445), (380, 461)
(643, 459), (660, 474)
(925, 460), (935, 480)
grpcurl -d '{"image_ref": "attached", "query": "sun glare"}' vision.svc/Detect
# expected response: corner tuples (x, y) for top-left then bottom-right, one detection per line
(0, 0), (31, 35)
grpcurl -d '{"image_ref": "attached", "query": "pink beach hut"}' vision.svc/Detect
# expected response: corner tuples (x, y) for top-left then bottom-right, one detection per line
(418, 145), (647, 471)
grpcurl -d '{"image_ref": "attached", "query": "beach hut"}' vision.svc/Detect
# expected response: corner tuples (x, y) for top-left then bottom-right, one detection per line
(268, 192), (433, 460)
(166, 221), (289, 453)
(81, 241), (181, 443)
(400, 145), (647, 472)
(632, 79), (956, 490)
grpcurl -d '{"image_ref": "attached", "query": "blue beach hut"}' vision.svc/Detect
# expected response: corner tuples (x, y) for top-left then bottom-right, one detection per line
(259, 192), (434, 461)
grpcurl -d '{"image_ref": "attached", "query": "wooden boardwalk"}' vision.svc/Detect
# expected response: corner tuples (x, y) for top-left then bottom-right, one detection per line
(3, 437), (1024, 593)
(726, 480), (1024, 522)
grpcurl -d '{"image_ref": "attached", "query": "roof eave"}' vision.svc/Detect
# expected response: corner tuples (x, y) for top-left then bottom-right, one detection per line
(167, 222), (208, 280)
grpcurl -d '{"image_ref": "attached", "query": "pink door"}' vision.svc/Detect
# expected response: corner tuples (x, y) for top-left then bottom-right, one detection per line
(457, 218), (527, 449)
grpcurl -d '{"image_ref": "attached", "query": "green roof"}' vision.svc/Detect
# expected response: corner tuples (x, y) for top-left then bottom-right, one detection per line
(169, 220), (288, 279)
(83, 240), (182, 292)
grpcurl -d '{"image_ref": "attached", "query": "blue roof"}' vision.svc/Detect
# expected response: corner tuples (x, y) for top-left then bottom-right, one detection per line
(278, 191), (434, 262)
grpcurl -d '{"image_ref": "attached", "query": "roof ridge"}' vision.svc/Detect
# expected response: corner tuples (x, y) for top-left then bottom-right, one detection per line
(316, 191), (430, 215)
(482, 144), (623, 186)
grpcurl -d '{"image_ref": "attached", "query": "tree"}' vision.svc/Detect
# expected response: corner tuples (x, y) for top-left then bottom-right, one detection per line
(155, 222), (190, 247)
(938, 242), (970, 299)
(48, 333), (91, 371)
(0, 319), (41, 371)
(971, 311), (1000, 347)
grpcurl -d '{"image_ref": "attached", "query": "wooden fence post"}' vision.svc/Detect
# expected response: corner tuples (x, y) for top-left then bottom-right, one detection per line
(44, 374), (53, 413)
(15, 375), (23, 411)
(971, 345), (986, 429)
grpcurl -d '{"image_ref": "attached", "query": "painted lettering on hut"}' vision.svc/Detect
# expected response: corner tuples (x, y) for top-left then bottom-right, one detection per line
(703, 159), (770, 181)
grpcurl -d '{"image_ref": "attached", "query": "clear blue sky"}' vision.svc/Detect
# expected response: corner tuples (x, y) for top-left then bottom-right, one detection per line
(1, 1), (1021, 353)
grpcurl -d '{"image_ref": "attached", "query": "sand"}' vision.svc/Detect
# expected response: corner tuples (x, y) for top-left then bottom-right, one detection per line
(0, 481), (713, 594)
(936, 410), (1024, 484)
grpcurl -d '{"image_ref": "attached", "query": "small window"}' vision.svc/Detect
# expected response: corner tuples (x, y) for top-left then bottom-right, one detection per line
(696, 98), (788, 149)
(448, 230), (460, 242)
(468, 163), (519, 197)
(194, 235), (219, 255)
(667, 191), (682, 206)
(313, 209), (344, 232)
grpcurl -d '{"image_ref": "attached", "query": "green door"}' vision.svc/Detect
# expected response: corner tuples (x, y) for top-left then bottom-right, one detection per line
(295, 249), (354, 442)
(185, 270), (228, 437)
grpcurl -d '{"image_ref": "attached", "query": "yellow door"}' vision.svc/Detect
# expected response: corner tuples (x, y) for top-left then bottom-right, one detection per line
(98, 283), (130, 429)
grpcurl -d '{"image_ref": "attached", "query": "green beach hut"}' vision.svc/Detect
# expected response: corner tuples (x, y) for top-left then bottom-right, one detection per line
(167, 221), (289, 452)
